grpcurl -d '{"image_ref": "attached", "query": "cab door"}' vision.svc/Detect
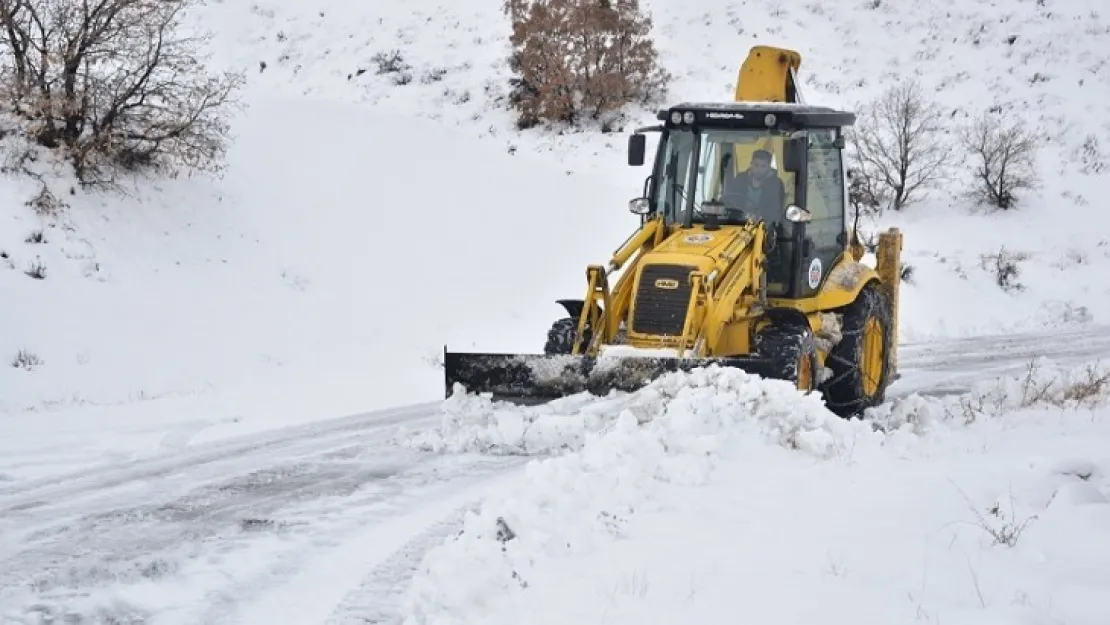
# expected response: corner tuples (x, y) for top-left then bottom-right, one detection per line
(795, 128), (847, 298)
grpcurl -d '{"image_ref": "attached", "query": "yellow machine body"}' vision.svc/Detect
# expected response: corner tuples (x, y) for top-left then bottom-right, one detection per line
(443, 45), (903, 417)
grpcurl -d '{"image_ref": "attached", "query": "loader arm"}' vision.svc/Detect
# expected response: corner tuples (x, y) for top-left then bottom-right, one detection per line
(692, 224), (766, 356)
(574, 216), (666, 354)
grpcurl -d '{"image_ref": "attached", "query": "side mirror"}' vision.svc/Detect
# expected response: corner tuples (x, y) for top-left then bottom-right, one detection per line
(785, 204), (812, 223)
(628, 134), (646, 166)
(783, 136), (806, 173)
(628, 197), (652, 215)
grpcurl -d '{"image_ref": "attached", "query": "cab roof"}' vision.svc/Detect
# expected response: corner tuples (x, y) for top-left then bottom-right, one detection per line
(657, 101), (856, 129)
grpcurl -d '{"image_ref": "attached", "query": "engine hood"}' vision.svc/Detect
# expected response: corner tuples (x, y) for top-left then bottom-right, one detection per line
(643, 223), (758, 271)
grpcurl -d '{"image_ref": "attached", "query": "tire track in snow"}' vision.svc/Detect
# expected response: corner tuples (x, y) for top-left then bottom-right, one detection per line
(0, 402), (519, 625)
(321, 510), (474, 625)
(1, 452), (521, 625)
(0, 402), (442, 555)
(0, 401), (440, 507)
(891, 324), (1110, 399)
(3, 455), (403, 599)
(223, 468), (522, 625)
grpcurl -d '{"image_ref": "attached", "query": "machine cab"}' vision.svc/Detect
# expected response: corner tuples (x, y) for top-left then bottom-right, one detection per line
(627, 102), (854, 299)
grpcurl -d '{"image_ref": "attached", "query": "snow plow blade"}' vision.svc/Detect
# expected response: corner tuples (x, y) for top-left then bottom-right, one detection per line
(443, 349), (779, 404)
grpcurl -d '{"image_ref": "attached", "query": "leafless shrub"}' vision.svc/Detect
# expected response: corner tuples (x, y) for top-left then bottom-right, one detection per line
(1061, 363), (1110, 408)
(372, 50), (408, 75)
(1016, 357), (1056, 406)
(421, 66), (448, 84)
(1079, 134), (1105, 175)
(24, 183), (65, 216)
(0, 0), (246, 186)
(858, 230), (879, 255)
(846, 170), (882, 256)
(951, 357), (1110, 423)
(979, 246), (1027, 292)
(847, 79), (953, 211)
(503, 0), (670, 130)
(371, 49), (413, 85)
(24, 258), (45, 279)
(971, 495), (1037, 548)
(948, 481), (1038, 552)
(12, 348), (42, 369)
(947, 393), (987, 425)
(899, 262), (915, 285)
(847, 166), (884, 216)
(960, 110), (1040, 210)
(24, 228), (44, 243)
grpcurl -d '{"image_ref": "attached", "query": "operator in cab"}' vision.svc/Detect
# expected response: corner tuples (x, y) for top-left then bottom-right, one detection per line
(721, 149), (786, 222)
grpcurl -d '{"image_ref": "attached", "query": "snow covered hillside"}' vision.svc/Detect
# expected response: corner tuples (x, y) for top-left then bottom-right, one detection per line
(3, 0), (1109, 457)
(195, 0), (1110, 340)
(0, 93), (643, 479)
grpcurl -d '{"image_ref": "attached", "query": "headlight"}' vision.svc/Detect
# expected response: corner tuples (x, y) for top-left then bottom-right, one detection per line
(785, 204), (812, 223)
(628, 197), (652, 214)
(668, 110), (696, 125)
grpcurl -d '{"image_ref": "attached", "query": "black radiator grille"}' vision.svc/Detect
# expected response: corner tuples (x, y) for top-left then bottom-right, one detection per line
(632, 264), (695, 336)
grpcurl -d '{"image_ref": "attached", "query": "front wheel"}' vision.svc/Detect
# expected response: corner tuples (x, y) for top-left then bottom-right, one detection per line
(821, 284), (893, 417)
(543, 317), (591, 355)
(755, 323), (819, 393)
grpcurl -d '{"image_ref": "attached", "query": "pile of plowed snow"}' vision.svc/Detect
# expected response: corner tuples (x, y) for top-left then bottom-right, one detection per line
(407, 369), (870, 457)
(397, 360), (1110, 625)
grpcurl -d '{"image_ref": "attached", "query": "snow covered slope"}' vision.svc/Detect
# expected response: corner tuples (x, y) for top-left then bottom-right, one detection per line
(1, 92), (637, 417)
(196, 0), (1110, 340)
(3, 0), (1109, 437)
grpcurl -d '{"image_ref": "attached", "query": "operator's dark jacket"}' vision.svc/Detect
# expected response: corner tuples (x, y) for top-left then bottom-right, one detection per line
(722, 170), (786, 221)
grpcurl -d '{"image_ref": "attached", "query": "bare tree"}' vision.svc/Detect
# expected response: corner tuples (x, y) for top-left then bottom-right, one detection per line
(503, 0), (670, 130)
(0, 0), (244, 185)
(961, 110), (1039, 210)
(848, 79), (953, 211)
(847, 163), (884, 218)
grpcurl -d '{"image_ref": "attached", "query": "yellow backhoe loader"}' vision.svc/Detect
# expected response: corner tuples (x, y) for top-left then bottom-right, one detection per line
(444, 45), (903, 417)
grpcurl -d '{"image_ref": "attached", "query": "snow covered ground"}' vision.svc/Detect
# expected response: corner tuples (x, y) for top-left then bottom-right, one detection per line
(3, 349), (1107, 625)
(398, 359), (1110, 625)
(0, 401), (528, 625)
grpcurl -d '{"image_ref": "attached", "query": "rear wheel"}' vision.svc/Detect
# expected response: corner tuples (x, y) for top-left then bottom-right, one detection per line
(821, 284), (893, 417)
(755, 323), (818, 393)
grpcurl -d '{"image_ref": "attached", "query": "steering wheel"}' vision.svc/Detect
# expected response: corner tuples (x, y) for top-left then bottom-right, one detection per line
(723, 207), (747, 222)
